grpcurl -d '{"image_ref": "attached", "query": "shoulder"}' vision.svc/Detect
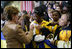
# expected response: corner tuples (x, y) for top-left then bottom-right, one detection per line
(16, 24), (21, 28)
(42, 20), (50, 25)
(16, 24), (22, 30)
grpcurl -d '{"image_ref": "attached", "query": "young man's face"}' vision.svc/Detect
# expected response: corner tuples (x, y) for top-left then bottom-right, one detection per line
(52, 12), (60, 21)
(59, 14), (68, 26)
(56, 7), (61, 12)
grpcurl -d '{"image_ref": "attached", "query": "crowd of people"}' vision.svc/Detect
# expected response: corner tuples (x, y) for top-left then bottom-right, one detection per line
(1, 1), (71, 48)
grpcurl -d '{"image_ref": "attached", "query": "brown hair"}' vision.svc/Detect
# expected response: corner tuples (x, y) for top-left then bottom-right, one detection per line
(3, 6), (19, 20)
(1, 14), (6, 21)
(22, 15), (30, 32)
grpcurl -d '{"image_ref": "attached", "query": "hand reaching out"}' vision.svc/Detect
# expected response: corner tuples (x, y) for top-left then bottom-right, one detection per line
(30, 24), (34, 30)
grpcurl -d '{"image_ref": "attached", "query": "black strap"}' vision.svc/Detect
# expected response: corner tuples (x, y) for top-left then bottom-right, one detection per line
(54, 26), (62, 40)
(40, 27), (52, 37)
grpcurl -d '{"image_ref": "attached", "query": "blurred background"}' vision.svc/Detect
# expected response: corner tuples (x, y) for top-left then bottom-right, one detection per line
(1, 1), (71, 13)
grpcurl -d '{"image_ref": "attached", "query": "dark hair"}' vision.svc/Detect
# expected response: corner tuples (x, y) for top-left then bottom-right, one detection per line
(51, 10), (61, 18)
(62, 4), (71, 14)
(3, 6), (19, 20)
(34, 5), (47, 16)
(34, 7), (44, 17)
(22, 10), (28, 14)
(22, 15), (30, 32)
(34, 5), (49, 21)
(48, 3), (53, 8)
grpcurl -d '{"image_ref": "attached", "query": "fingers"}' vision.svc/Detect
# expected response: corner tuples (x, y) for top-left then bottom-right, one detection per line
(30, 24), (34, 30)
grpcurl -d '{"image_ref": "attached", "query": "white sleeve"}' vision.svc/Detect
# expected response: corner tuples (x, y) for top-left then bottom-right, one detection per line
(34, 35), (45, 42)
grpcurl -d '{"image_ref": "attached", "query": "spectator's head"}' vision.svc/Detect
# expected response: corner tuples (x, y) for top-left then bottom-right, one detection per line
(33, 5), (48, 23)
(22, 15), (30, 31)
(3, 6), (19, 23)
(48, 4), (52, 8)
(62, 5), (69, 14)
(59, 13), (71, 27)
(55, 5), (62, 13)
(22, 10), (28, 15)
(63, 6), (68, 10)
(51, 10), (61, 21)
(33, 6), (45, 22)
(55, 6), (60, 11)
(53, 3), (59, 9)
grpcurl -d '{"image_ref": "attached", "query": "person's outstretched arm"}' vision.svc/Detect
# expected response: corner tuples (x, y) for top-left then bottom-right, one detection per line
(15, 25), (33, 44)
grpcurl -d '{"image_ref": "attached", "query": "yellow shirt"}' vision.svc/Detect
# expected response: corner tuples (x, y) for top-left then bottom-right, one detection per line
(32, 20), (50, 35)
(30, 20), (53, 48)
(32, 20), (59, 35)
(45, 20), (53, 32)
(45, 20), (59, 34)
(59, 30), (71, 42)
